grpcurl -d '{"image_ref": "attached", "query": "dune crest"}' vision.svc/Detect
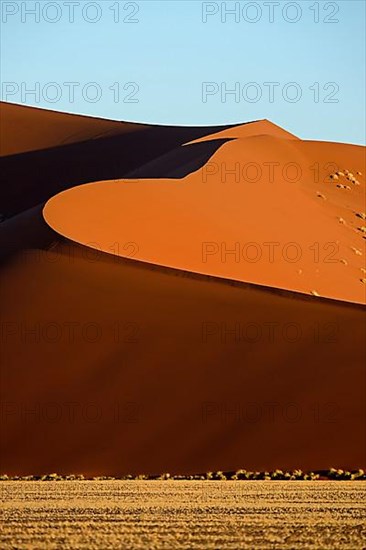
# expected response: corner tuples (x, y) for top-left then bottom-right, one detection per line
(0, 101), (150, 157)
(44, 129), (366, 304)
(185, 119), (300, 145)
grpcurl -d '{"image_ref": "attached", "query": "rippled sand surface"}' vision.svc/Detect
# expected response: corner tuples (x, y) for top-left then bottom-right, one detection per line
(1, 481), (365, 549)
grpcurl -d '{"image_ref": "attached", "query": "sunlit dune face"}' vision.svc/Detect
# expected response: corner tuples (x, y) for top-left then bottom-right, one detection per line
(0, 101), (148, 156)
(44, 133), (366, 305)
(185, 119), (299, 145)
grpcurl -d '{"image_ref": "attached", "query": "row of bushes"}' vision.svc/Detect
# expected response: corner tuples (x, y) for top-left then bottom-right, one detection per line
(1, 469), (365, 481)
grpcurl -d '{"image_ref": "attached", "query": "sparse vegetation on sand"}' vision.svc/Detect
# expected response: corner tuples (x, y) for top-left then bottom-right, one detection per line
(330, 168), (364, 185)
(1, 469), (365, 481)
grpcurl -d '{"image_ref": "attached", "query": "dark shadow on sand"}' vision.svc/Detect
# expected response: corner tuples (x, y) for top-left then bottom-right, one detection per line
(0, 125), (235, 218)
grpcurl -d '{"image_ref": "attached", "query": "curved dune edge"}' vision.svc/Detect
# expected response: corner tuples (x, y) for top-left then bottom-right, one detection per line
(0, 101), (243, 157)
(44, 129), (366, 305)
(1, 243), (365, 476)
(184, 119), (299, 145)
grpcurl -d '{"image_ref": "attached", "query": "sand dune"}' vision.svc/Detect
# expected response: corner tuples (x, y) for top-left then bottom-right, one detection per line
(0, 101), (148, 157)
(0, 102), (365, 476)
(185, 118), (300, 144)
(44, 130), (366, 304)
(0, 205), (57, 261)
(1, 243), (365, 476)
(0, 105), (238, 218)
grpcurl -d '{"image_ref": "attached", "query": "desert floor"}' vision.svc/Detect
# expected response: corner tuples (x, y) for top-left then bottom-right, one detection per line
(1, 481), (365, 549)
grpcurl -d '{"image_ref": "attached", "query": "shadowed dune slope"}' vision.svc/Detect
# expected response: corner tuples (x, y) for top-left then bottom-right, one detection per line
(0, 243), (365, 476)
(0, 102), (242, 218)
(0, 101), (148, 157)
(0, 206), (58, 261)
(44, 129), (366, 304)
(0, 139), (228, 261)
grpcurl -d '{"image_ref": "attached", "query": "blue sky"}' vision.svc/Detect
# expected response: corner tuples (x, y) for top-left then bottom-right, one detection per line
(1, 0), (365, 143)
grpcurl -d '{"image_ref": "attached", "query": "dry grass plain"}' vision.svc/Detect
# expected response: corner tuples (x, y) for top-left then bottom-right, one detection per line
(1, 481), (365, 549)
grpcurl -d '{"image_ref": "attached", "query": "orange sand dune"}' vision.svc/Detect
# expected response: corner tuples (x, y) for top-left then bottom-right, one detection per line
(1, 107), (365, 476)
(186, 119), (299, 144)
(0, 102), (240, 218)
(44, 126), (366, 304)
(0, 101), (149, 157)
(0, 243), (365, 476)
